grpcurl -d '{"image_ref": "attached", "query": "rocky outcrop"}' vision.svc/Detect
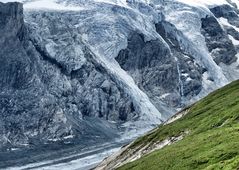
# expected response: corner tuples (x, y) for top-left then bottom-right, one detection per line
(201, 15), (237, 64)
(116, 32), (180, 116)
(0, 2), (23, 35)
(0, 2), (140, 150)
(155, 21), (204, 99)
(1, 1), (239, 168)
(210, 4), (239, 26)
(210, 4), (239, 52)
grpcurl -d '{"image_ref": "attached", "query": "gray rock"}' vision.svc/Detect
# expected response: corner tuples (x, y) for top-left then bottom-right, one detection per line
(1, 2), (239, 167)
(201, 15), (237, 65)
(0, 2), (137, 150)
(116, 32), (179, 113)
(210, 5), (239, 27)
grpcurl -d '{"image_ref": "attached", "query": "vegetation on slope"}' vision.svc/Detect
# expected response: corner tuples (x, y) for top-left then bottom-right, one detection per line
(118, 80), (239, 170)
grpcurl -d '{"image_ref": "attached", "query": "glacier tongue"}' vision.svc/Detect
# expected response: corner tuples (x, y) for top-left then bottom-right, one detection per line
(160, 1), (229, 88)
(1, 0), (239, 168)
(1, 0), (238, 140)
(81, 40), (163, 132)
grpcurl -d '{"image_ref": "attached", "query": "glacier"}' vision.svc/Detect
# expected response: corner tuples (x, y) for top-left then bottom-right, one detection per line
(0, 0), (239, 169)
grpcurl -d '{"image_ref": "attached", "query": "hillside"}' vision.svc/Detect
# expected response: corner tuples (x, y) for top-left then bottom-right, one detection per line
(97, 80), (239, 170)
(1, 0), (239, 169)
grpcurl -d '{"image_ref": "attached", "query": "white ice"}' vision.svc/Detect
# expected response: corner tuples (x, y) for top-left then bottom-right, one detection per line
(177, 0), (229, 7)
(0, 0), (84, 11)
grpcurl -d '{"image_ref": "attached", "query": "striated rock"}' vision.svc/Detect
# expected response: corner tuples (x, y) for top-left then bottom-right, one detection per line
(210, 4), (239, 26)
(0, 2), (23, 35)
(155, 20), (203, 99)
(0, 0), (239, 168)
(116, 32), (179, 116)
(0, 2), (139, 150)
(201, 15), (237, 64)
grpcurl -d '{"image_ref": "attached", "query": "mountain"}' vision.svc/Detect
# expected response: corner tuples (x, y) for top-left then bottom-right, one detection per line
(0, 0), (239, 168)
(96, 80), (239, 170)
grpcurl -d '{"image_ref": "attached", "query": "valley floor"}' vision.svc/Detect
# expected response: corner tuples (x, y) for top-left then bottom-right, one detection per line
(0, 140), (128, 170)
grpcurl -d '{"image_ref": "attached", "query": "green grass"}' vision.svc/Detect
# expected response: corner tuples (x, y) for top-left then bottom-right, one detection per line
(118, 80), (239, 170)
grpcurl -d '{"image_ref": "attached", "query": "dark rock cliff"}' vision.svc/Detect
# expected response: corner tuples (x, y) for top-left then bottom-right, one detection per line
(0, 2), (138, 150)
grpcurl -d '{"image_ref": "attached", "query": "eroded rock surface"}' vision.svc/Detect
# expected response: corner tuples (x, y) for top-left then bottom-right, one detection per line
(0, 1), (239, 164)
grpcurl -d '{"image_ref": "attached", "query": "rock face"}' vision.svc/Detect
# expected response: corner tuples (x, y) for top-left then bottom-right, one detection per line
(155, 20), (204, 100)
(0, 2), (40, 146)
(210, 4), (239, 53)
(201, 15), (237, 64)
(0, 2), (139, 149)
(116, 32), (180, 117)
(0, 0), (239, 158)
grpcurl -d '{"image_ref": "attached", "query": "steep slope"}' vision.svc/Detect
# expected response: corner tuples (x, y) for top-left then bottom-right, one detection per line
(0, 1), (163, 149)
(97, 80), (239, 170)
(1, 0), (239, 168)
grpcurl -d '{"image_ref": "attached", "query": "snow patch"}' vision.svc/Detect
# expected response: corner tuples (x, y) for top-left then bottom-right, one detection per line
(230, 0), (239, 9)
(229, 35), (239, 46)
(218, 17), (239, 32)
(159, 93), (171, 99)
(10, 148), (20, 151)
(63, 135), (74, 140)
(94, 0), (129, 8)
(177, 0), (229, 7)
(24, 0), (84, 11)
(0, 0), (24, 2)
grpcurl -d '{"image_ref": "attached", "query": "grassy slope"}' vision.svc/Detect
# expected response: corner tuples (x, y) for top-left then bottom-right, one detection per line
(118, 80), (239, 170)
